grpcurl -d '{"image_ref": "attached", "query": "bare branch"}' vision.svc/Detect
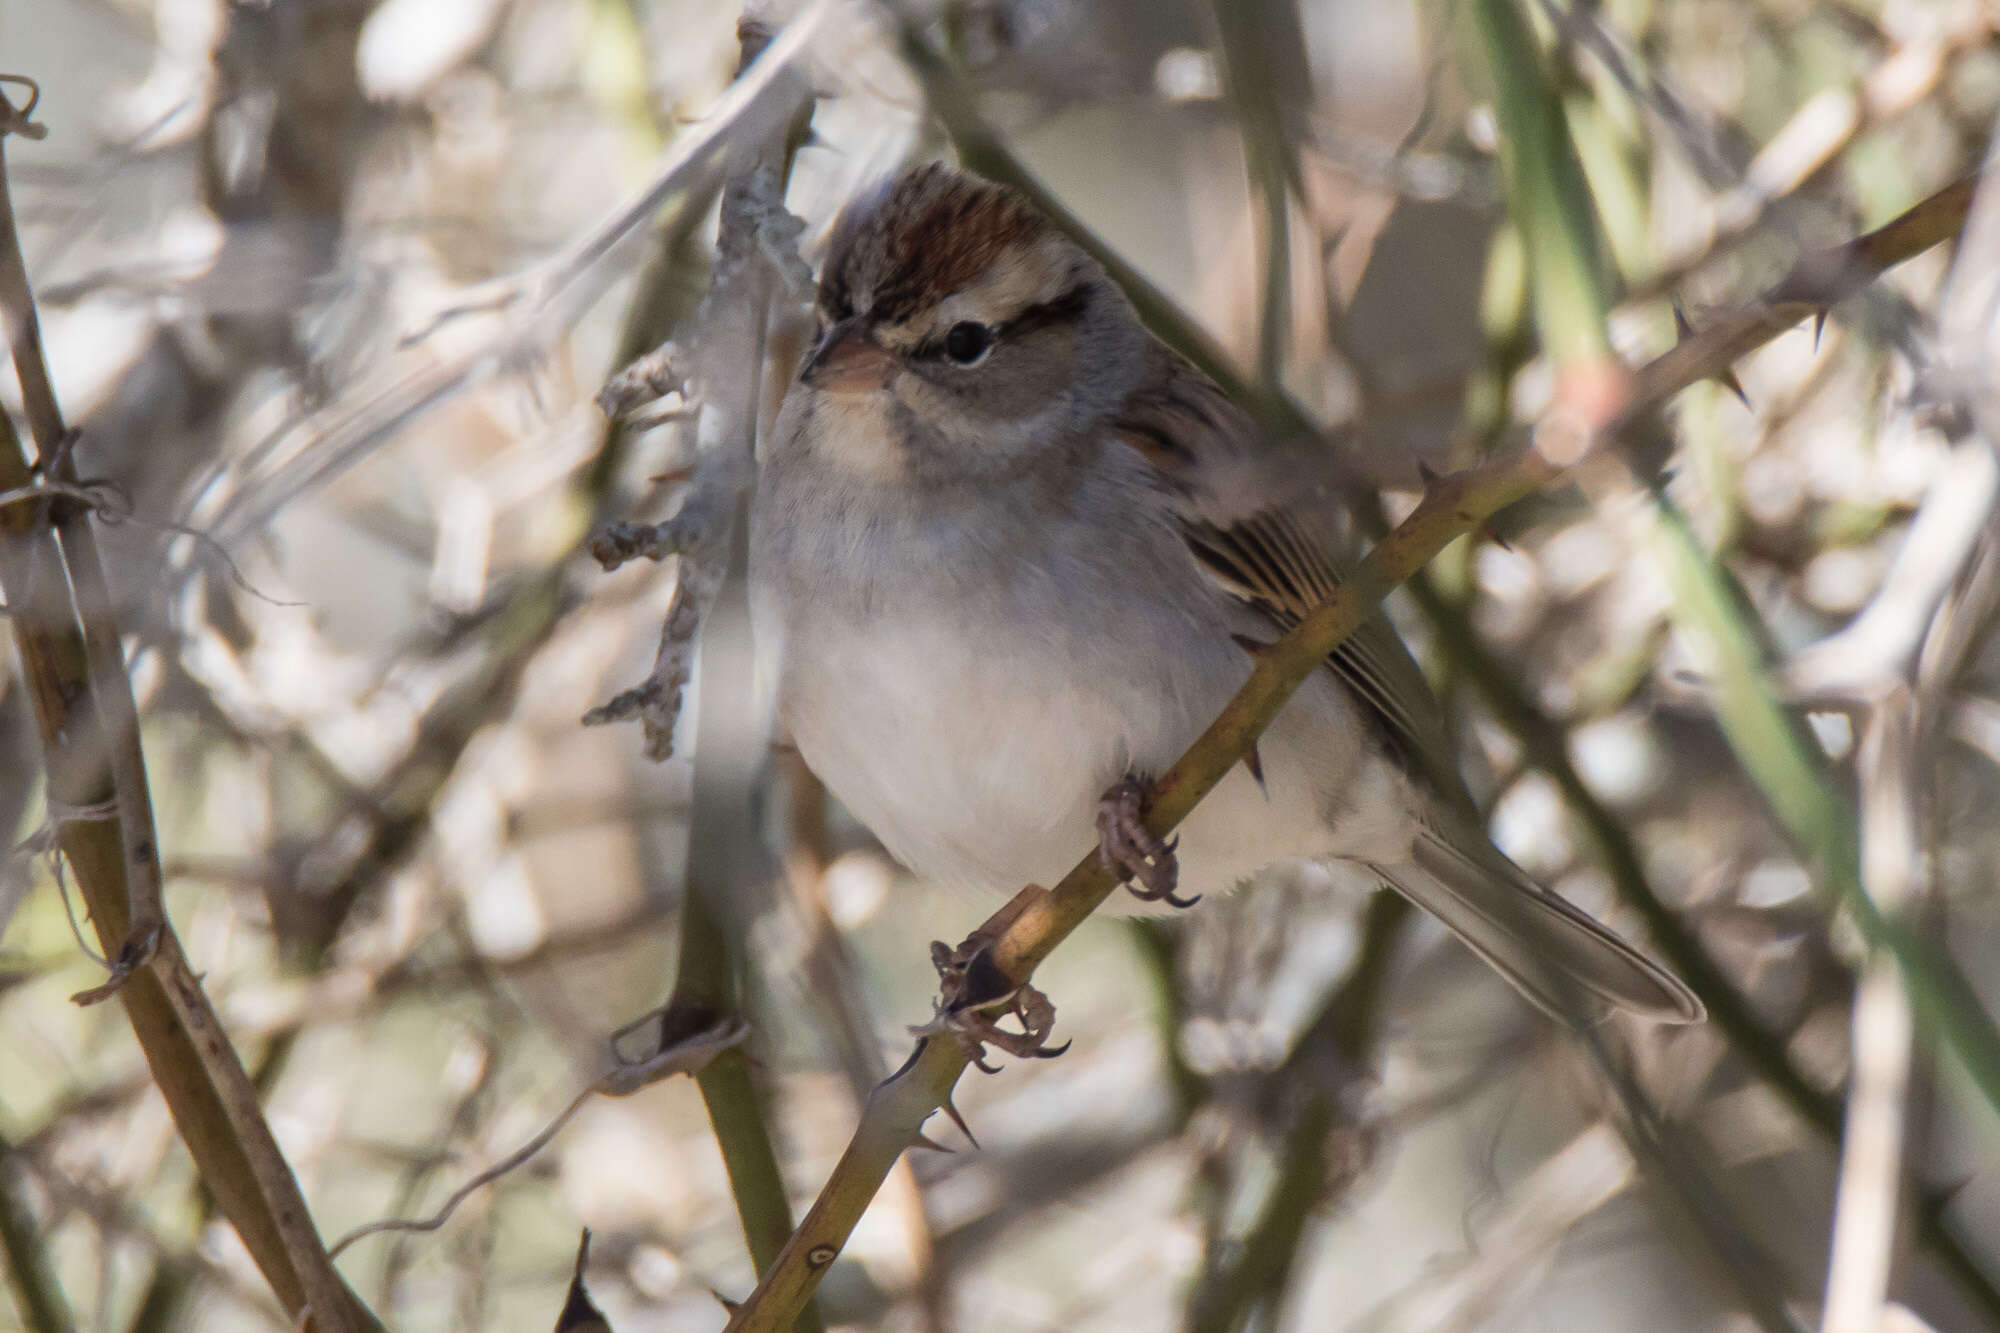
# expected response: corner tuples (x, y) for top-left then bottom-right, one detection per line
(183, 1), (832, 560)
(0, 75), (379, 1332)
(328, 1016), (748, 1259)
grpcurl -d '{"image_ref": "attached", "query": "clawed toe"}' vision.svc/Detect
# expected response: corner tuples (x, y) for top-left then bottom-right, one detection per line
(922, 933), (1069, 1072)
(938, 994), (1069, 1073)
(1096, 776), (1198, 908)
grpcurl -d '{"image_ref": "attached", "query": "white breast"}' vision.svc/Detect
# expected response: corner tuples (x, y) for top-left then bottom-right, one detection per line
(774, 601), (1182, 890)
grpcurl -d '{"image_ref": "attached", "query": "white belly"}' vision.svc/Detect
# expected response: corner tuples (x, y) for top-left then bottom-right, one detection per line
(773, 603), (1421, 898)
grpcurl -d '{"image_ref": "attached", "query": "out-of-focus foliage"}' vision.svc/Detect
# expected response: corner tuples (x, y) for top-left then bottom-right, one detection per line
(2, 0), (2000, 1331)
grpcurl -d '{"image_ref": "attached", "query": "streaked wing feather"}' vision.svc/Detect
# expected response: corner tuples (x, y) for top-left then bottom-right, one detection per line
(1110, 346), (1703, 1025)
(1116, 354), (1461, 797)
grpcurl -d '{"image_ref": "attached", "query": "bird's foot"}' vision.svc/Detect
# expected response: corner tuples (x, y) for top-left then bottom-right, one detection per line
(1096, 775), (1197, 907)
(921, 929), (1068, 1073)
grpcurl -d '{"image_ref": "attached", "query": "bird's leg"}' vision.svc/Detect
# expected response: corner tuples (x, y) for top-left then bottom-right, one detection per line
(1096, 774), (1197, 907)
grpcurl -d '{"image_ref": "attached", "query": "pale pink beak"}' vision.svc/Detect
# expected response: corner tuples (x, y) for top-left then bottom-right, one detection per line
(801, 316), (896, 394)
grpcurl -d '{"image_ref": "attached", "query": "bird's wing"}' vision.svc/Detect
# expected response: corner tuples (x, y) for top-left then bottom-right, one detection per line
(1108, 348), (1704, 1025)
(1107, 349), (1465, 800)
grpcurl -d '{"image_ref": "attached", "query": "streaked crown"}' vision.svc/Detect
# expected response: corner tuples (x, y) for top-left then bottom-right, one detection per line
(819, 164), (1054, 325)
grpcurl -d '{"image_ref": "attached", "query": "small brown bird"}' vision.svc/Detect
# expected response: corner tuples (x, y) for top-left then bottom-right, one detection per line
(750, 163), (1701, 1024)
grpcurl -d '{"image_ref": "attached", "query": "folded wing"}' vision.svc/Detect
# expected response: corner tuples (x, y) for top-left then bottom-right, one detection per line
(1110, 347), (1703, 1024)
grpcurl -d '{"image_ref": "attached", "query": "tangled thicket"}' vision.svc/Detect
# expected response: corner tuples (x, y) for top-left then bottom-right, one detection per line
(5, 2), (2000, 1332)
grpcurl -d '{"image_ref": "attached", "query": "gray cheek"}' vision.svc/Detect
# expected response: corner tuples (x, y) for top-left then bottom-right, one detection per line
(896, 386), (1070, 480)
(902, 349), (1077, 447)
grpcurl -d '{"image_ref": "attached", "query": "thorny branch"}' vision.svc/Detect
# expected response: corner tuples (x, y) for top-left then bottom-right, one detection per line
(0, 76), (378, 1331)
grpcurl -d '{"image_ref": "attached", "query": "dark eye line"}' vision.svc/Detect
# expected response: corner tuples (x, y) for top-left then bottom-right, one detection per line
(1005, 281), (1092, 338)
(909, 281), (1094, 362)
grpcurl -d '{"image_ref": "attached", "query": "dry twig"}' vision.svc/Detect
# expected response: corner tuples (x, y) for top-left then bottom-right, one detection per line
(328, 1015), (749, 1259)
(0, 75), (378, 1332)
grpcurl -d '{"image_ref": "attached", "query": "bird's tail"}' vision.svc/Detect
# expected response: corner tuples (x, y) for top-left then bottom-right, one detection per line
(1372, 824), (1703, 1025)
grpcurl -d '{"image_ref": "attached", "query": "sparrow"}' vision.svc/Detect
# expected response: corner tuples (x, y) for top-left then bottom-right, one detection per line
(749, 163), (1701, 1024)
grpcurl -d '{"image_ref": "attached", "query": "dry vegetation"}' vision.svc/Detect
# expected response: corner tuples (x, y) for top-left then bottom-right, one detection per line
(4, 0), (2000, 1331)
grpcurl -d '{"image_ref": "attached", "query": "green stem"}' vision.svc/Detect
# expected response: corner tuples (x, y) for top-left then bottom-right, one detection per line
(0, 1136), (74, 1333)
(1209, 0), (1297, 394)
(1124, 921), (1206, 1127)
(668, 341), (822, 1333)
(1649, 501), (2000, 1118)
(1182, 893), (1409, 1333)
(1470, 0), (1613, 366)
(663, 26), (820, 1319)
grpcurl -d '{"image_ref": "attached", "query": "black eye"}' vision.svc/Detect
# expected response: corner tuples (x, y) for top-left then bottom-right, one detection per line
(943, 322), (993, 365)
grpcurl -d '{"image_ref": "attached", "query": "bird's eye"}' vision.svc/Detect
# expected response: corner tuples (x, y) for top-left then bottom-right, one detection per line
(943, 322), (993, 365)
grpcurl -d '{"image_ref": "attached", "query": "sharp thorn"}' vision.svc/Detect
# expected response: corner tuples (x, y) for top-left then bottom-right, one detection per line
(940, 1094), (980, 1149)
(885, 1040), (928, 1084)
(1230, 633), (1275, 659)
(1416, 460), (1442, 488)
(1672, 303), (1695, 343)
(910, 1131), (955, 1153)
(1244, 741), (1266, 792)
(1481, 524), (1513, 554)
(1718, 367), (1751, 409)
(1813, 308), (1829, 349)
(1031, 1040), (1074, 1060)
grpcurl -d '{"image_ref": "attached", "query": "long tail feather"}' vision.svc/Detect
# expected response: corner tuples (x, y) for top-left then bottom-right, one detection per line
(1372, 828), (1703, 1025)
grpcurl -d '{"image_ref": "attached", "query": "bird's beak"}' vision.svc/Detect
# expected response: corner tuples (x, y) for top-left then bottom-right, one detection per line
(801, 316), (895, 394)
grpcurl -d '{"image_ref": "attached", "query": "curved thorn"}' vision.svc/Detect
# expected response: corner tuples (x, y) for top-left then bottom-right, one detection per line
(940, 1095), (980, 1149)
(1718, 367), (1751, 409)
